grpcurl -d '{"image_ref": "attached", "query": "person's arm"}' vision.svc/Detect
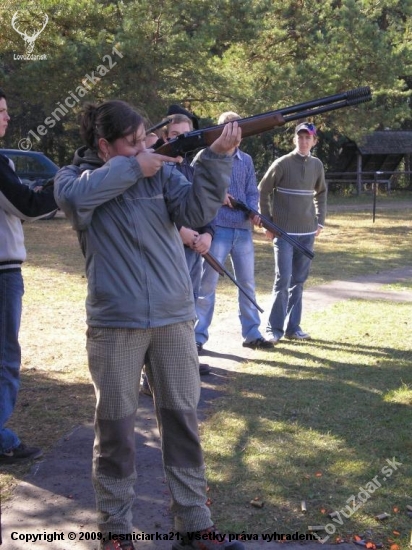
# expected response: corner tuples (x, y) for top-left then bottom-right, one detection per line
(54, 156), (143, 230)
(258, 161), (278, 219)
(0, 154), (57, 220)
(313, 160), (327, 232)
(198, 221), (215, 240)
(164, 148), (233, 230)
(241, 155), (261, 225)
(258, 161), (281, 239)
(244, 155), (259, 211)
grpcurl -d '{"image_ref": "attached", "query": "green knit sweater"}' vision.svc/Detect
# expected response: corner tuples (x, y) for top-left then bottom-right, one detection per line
(258, 150), (326, 234)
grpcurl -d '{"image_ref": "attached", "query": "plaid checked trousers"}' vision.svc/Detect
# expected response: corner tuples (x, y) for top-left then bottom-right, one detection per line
(87, 321), (212, 536)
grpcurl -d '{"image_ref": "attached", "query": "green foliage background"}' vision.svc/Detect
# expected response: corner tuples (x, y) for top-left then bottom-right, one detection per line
(0, 0), (411, 173)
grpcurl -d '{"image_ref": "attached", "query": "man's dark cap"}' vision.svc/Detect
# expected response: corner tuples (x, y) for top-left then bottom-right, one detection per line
(166, 104), (199, 130)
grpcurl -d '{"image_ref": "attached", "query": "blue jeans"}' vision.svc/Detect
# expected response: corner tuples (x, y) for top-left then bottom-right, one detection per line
(0, 270), (24, 453)
(184, 247), (202, 303)
(266, 234), (315, 338)
(195, 226), (262, 344)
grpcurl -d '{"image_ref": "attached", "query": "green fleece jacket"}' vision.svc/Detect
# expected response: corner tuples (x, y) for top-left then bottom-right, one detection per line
(259, 150), (326, 234)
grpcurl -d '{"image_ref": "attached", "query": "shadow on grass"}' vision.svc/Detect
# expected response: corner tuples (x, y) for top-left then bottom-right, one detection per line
(0, 369), (95, 480)
(201, 338), (412, 540)
(202, 349), (248, 363)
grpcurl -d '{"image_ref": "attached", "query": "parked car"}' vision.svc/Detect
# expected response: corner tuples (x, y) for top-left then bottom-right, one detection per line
(0, 148), (59, 219)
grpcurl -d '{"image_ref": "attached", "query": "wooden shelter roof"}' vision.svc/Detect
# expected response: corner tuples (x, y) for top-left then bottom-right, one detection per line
(327, 131), (412, 181)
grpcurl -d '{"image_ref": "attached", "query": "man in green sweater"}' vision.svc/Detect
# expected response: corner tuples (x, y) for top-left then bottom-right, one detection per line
(258, 122), (326, 343)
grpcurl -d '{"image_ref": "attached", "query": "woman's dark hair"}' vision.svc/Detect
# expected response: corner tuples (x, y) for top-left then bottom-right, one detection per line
(80, 100), (144, 150)
(0, 88), (6, 100)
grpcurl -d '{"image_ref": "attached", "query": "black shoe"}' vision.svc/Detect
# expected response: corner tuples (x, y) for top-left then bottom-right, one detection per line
(199, 362), (211, 376)
(0, 443), (43, 464)
(242, 337), (274, 350)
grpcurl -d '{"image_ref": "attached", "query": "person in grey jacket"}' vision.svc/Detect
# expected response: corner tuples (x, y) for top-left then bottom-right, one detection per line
(54, 99), (244, 550)
(0, 88), (57, 465)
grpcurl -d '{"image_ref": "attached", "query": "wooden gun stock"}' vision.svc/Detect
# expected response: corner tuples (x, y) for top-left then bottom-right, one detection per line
(155, 86), (372, 157)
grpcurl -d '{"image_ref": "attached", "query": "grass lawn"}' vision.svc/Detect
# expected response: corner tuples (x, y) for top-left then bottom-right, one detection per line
(202, 298), (412, 548)
(1, 196), (411, 548)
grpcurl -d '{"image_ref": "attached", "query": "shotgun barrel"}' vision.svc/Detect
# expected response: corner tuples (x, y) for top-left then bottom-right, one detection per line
(146, 117), (172, 134)
(203, 251), (264, 313)
(154, 87), (372, 157)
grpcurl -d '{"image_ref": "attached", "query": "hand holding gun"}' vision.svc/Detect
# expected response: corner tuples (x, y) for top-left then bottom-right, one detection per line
(229, 197), (315, 260)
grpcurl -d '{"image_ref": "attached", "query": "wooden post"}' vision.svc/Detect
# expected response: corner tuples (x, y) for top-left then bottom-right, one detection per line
(357, 151), (362, 195)
(373, 172), (377, 223)
(406, 154), (412, 189)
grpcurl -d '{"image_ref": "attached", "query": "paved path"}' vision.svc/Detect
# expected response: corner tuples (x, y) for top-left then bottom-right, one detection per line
(2, 266), (412, 550)
(204, 265), (412, 373)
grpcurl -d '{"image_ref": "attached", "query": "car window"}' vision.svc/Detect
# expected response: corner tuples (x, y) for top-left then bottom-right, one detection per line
(4, 153), (57, 177)
(12, 155), (45, 175)
(6, 154), (23, 172)
(27, 157), (47, 174)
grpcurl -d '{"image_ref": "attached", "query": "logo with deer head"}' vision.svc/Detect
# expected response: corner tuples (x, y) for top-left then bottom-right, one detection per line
(12, 11), (48, 54)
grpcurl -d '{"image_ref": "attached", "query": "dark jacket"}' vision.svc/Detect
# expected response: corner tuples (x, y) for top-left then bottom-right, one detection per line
(174, 158), (215, 242)
(0, 153), (57, 270)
